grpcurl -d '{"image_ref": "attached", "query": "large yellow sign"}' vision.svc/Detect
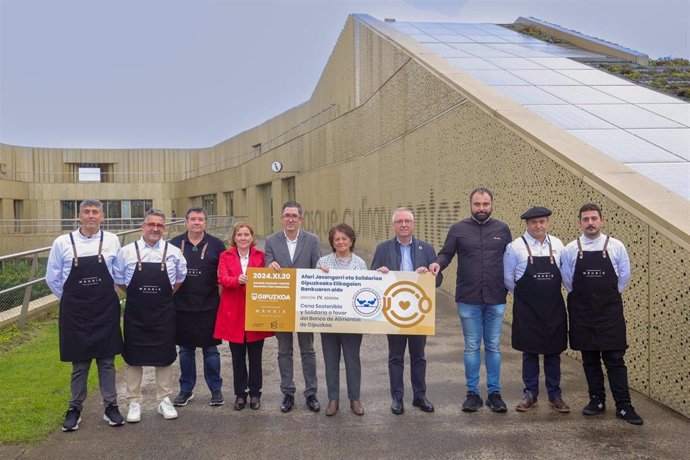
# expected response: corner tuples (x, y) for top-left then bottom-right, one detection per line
(245, 268), (435, 335)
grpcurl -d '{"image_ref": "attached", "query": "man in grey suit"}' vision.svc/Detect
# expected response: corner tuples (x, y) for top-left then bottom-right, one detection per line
(265, 200), (322, 413)
(371, 207), (442, 415)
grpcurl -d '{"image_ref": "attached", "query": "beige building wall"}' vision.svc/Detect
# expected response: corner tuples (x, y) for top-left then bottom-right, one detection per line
(0, 15), (688, 416)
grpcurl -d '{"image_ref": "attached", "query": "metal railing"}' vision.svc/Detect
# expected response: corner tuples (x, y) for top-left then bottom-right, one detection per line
(0, 218), (163, 234)
(0, 216), (238, 329)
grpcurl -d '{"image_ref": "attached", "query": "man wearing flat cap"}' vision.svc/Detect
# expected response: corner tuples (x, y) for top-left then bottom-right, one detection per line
(503, 206), (570, 413)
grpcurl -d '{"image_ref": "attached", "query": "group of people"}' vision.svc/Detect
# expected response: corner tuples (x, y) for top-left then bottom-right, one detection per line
(46, 188), (643, 433)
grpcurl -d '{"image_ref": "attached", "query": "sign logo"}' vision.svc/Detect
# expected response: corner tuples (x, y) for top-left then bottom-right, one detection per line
(352, 288), (381, 317)
(79, 276), (102, 287)
(187, 268), (202, 277)
(139, 285), (162, 294)
(382, 281), (432, 328)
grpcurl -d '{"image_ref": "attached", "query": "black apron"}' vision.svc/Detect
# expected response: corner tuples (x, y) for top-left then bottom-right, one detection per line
(174, 239), (221, 348)
(567, 237), (627, 351)
(59, 231), (123, 362)
(123, 241), (177, 366)
(511, 237), (567, 354)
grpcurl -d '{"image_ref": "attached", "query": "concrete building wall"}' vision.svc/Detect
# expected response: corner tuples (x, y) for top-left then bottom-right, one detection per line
(0, 15), (688, 416)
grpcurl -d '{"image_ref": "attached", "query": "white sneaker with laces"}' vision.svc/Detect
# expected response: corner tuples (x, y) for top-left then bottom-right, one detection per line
(127, 403), (141, 423)
(157, 397), (178, 420)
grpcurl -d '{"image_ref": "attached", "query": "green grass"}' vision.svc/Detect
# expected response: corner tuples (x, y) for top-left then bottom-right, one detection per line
(0, 317), (123, 445)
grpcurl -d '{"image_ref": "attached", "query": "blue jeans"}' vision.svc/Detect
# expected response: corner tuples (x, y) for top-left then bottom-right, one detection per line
(457, 302), (506, 394)
(178, 345), (223, 393)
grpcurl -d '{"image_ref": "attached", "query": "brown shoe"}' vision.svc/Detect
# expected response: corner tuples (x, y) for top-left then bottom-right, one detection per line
(515, 393), (538, 412)
(350, 400), (364, 416)
(549, 397), (571, 414)
(325, 400), (339, 416)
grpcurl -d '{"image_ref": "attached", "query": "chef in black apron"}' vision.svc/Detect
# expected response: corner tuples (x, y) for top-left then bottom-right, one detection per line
(168, 207), (225, 407)
(504, 207), (569, 414)
(114, 209), (187, 423)
(46, 199), (124, 431)
(561, 203), (643, 426)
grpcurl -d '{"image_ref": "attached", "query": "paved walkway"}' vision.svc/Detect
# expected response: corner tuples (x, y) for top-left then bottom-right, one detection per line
(3, 243), (690, 459)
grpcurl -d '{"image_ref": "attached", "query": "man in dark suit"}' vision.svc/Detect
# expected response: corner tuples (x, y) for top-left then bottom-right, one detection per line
(265, 200), (322, 413)
(371, 207), (442, 415)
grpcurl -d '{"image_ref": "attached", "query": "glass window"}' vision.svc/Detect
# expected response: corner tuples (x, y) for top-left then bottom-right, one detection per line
(78, 165), (101, 182)
(225, 192), (234, 216)
(60, 200), (77, 230)
(202, 194), (216, 215)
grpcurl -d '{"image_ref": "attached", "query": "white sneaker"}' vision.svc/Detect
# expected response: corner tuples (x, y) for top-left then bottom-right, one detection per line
(127, 403), (141, 423)
(157, 397), (178, 420)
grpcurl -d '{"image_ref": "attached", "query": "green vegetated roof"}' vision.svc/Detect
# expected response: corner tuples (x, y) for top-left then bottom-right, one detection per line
(508, 24), (690, 102)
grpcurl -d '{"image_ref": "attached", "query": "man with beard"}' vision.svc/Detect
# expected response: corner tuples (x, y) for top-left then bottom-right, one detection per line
(169, 207), (226, 407)
(429, 187), (511, 413)
(561, 203), (643, 425)
(47, 199), (124, 431)
(115, 209), (187, 423)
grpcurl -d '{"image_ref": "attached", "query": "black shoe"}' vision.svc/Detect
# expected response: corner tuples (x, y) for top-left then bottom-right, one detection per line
(172, 391), (194, 407)
(412, 396), (435, 413)
(280, 394), (294, 413)
(234, 394), (246, 411)
(616, 404), (644, 425)
(462, 392), (483, 412)
(391, 398), (404, 415)
(486, 392), (508, 413)
(250, 395), (261, 411)
(210, 389), (225, 406)
(62, 407), (81, 432)
(306, 394), (320, 412)
(103, 403), (125, 427)
(582, 395), (606, 416)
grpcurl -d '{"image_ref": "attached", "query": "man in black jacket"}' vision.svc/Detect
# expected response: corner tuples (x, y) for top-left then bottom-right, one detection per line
(371, 207), (442, 415)
(430, 187), (511, 413)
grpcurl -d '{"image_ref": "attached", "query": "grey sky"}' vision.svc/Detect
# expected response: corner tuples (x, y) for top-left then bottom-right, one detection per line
(1, 0), (687, 149)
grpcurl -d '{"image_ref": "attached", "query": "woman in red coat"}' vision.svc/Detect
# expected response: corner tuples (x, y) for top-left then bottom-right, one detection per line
(214, 222), (273, 411)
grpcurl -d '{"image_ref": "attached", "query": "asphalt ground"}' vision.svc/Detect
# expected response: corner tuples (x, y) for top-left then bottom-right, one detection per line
(3, 241), (689, 459)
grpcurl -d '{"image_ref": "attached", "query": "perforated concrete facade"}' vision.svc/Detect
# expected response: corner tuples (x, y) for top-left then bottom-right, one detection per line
(0, 15), (688, 416)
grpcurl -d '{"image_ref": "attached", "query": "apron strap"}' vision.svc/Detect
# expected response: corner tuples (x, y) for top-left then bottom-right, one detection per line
(69, 232), (79, 267)
(97, 230), (104, 263)
(548, 237), (554, 265)
(180, 240), (185, 253)
(200, 242), (209, 260)
(134, 241), (143, 272)
(161, 242), (168, 271)
(520, 236), (534, 265)
(602, 236), (610, 259)
(577, 238), (584, 259)
(135, 240), (169, 271)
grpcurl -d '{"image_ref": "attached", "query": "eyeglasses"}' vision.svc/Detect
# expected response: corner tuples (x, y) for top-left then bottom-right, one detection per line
(393, 219), (414, 225)
(145, 223), (165, 229)
(282, 214), (301, 220)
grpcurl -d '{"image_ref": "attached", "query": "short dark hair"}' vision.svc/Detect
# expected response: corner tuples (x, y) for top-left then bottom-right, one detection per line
(469, 187), (493, 202)
(230, 221), (257, 248)
(328, 223), (357, 252)
(282, 200), (303, 217)
(144, 208), (165, 223)
(578, 203), (602, 219)
(185, 207), (207, 220)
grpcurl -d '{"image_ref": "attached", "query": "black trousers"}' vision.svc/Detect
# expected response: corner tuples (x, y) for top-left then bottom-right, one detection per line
(581, 350), (631, 407)
(387, 334), (427, 399)
(229, 339), (264, 397)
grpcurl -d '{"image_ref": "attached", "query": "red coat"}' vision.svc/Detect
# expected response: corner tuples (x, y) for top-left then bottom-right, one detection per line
(214, 247), (274, 344)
